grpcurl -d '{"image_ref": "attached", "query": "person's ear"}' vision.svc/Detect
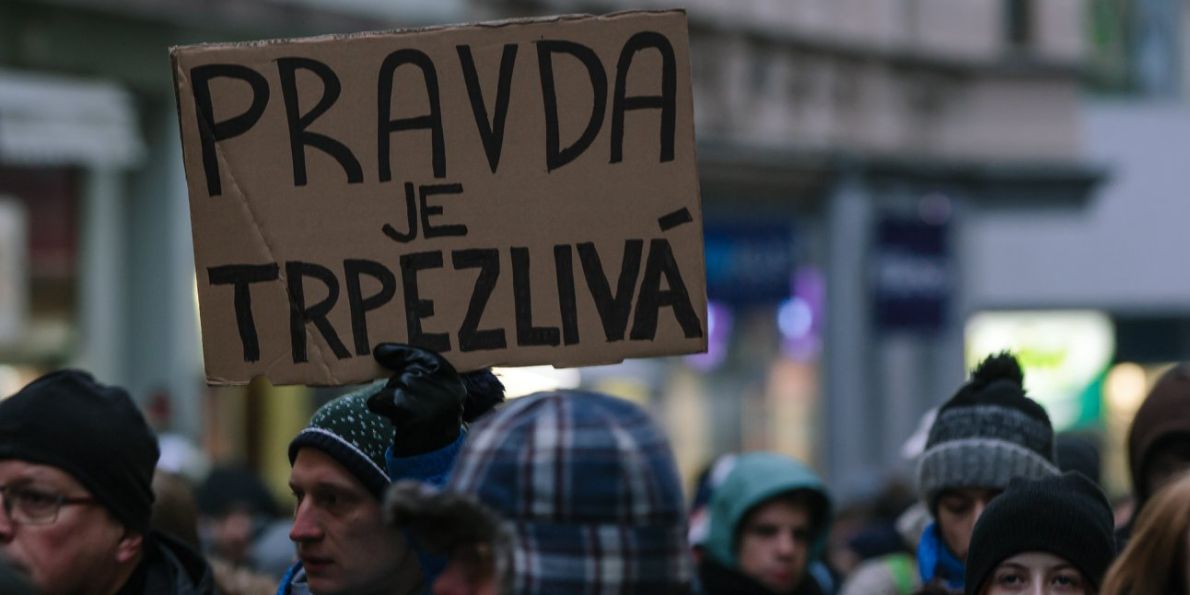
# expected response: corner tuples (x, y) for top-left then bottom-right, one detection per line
(115, 529), (144, 564)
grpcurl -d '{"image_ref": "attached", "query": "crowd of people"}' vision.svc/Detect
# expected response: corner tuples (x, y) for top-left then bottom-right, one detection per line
(0, 348), (1188, 595)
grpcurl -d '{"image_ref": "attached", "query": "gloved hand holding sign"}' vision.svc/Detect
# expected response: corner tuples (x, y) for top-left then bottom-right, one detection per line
(367, 343), (467, 457)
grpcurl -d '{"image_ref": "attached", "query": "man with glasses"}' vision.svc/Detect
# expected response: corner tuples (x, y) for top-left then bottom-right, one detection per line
(0, 370), (214, 594)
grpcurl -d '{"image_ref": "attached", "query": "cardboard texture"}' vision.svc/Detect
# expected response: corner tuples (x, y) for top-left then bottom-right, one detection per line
(171, 10), (706, 386)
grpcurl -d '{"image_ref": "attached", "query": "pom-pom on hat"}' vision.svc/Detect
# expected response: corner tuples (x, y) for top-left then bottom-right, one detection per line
(917, 352), (1059, 513)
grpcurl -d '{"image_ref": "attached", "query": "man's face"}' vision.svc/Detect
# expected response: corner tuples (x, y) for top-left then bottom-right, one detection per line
(936, 487), (1000, 561)
(289, 448), (420, 595)
(0, 460), (132, 595)
(736, 497), (814, 594)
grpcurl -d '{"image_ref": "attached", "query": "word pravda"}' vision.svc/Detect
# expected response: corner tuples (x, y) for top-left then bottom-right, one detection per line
(209, 238), (703, 364)
(189, 32), (677, 197)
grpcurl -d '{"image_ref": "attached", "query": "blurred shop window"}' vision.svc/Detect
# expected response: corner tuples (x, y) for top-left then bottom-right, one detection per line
(965, 310), (1114, 433)
(0, 166), (78, 363)
(1087, 0), (1182, 96)
(1088, 0), (1131, 91)
(1005, 0), (1033, 48)
(0, 199), (28, 345)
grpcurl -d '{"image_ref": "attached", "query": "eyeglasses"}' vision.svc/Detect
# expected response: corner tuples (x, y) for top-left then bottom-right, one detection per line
(0, 484), (97, 525)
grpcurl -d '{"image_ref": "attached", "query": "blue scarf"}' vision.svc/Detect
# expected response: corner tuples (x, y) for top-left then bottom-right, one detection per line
(916, 522), (965, 591)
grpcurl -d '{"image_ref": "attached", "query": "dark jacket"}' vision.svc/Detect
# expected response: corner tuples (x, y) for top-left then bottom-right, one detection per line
(117, 531), (215, 595)
(699, 556), (824, 595)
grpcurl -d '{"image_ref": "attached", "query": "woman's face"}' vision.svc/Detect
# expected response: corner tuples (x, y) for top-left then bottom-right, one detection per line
(982, 552), (1091, 595)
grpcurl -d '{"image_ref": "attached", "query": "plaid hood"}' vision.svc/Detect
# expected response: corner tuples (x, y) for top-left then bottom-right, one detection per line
(388, 390), (692, 594)
(703, 452), (832, 570)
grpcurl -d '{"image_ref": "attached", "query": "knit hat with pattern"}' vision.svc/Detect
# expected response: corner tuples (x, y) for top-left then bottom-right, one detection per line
(917, 352), (1059, 514)
(387, 390), (692, 595)
(288, 381), (394, 499)
(964, 472), (1116, 594)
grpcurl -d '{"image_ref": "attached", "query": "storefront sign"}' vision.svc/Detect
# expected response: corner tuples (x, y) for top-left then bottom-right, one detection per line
(966, 310), (1114, 430)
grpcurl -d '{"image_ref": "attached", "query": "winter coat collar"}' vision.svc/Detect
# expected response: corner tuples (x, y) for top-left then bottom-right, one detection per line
(916, 522), (965, 591)
(698, 556), (823, 595)
(116, 531), (215, 595)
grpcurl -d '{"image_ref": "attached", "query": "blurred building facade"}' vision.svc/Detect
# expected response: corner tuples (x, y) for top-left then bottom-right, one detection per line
(967, 0), (1190, 498)
(473, 0), (1102, 500)
(0, 0), (465, 499)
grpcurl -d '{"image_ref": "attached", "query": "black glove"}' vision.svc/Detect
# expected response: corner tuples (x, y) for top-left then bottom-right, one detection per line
(367, 343), (466, 457)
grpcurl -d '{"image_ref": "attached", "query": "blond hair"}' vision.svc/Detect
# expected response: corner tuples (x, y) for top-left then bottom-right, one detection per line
(1100, 472), (1190, 595)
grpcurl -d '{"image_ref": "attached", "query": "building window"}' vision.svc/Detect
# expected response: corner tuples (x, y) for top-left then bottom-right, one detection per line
(1005, 0), (1032, 48)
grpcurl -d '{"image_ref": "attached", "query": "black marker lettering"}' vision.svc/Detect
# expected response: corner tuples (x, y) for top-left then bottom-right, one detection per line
(511, 247), (560, 346)
(400, 251), (450, 352)
(630, 238), (703, 340)
(277, 57), (363, 187)
(190, 64), (270, 196)
(579, 240), (642, 342)
(554, 245), (580, 345)
(420, 183), (468, 239)
(208, 263), (280, 362)
(378, 49), (446, 181)
(536, 40), (607, 171)
(611, 32), (677, 163)
(382, 182), (419, 243)
(452, 249), (506, 352)
(457, 44), (518, 174)
(344, 259), (397, 356)
(285, 261), (351, 363)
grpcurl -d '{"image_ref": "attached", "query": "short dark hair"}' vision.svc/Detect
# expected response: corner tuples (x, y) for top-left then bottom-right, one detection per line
(733, 489), (827, 552)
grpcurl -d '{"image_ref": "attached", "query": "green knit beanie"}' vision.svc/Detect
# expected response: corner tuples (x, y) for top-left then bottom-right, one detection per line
(288, 381), (394, 499)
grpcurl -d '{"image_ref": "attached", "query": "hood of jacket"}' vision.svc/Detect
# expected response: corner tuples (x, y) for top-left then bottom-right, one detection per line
(1128, 363), (1190, 505)
(704, 452), (832, 570)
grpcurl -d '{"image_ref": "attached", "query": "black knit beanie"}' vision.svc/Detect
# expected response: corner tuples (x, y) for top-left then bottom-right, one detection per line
(917, 352), (1059, 514)
(964, 472), (1116, 594)
(0, 370), (159, 532)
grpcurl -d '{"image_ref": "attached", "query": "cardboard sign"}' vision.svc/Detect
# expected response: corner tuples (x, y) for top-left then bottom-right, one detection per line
(171, 11), (707, 386)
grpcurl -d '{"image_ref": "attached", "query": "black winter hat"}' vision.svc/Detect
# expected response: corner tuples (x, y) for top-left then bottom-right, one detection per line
(0, 370), (159, 532)
(964, 472), (1116, 594)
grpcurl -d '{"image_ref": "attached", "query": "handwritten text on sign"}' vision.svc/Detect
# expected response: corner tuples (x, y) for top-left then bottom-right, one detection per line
(171, 11), (706, 385)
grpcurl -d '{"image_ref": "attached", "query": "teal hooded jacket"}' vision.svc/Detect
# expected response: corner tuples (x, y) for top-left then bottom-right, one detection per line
(704, 452), (833, 570)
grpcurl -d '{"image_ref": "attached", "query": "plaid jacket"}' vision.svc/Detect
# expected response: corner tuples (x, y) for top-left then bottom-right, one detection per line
(446, 390), (692, 594)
